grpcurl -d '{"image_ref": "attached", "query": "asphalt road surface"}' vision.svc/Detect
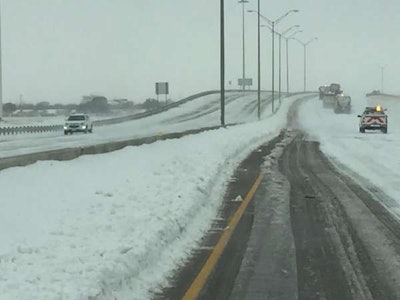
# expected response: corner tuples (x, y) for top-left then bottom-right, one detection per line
(277, 133), (400, 300)
(157, 111), (400, 300)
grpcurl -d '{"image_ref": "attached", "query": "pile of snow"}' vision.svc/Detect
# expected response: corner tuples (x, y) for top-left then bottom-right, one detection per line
(0, 94), (300, 299)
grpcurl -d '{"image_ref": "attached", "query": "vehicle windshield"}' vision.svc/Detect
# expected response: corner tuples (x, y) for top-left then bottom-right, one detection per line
(67, 115), (85, 121)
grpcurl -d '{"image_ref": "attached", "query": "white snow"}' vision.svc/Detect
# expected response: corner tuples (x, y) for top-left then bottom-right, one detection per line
(0, 92), (269, 158)
(298, 95), (400, 207)
(1, 92), (399, 299)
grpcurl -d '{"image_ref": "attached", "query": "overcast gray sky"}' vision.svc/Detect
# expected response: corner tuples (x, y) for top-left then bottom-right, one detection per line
(2, 0), (399, 104)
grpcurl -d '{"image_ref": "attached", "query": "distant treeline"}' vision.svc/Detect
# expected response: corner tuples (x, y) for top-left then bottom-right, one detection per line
(2, 96), (172, 116)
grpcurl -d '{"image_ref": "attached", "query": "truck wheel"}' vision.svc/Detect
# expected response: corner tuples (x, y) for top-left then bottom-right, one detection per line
(64, 131), (68, 135)
(359, 127), (365, 133)
(382, 128), (387, 134)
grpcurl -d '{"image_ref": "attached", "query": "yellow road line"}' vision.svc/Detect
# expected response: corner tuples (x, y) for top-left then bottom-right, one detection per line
(182, 172), (264, 300)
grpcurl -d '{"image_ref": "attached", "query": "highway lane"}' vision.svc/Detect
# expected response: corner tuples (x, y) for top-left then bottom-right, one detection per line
(156, 96), (400, 299)
(159, 130), (400, 300)
(0, 91), (275, 159)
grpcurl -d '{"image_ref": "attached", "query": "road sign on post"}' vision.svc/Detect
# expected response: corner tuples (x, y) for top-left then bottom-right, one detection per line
(238, 78), (253, 89)
(155, 82), (169, 101)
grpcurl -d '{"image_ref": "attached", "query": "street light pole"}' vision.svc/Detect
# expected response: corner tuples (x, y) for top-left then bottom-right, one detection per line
(278, 32), (282, 103)
(303, 43), (306, 91)
(284, 29), (301, 94)
(280, 26), (299, 94)
(220, 0), (225, 126)
(380, 65), (386, 93)
(271, 10), (298, 112)
(238, 0), (248, 91)
(249, 9), (298, 114)
(250, 10), (299, 113)
(0, 4), (2, 121)
(257, 0), (260, 119)
(295, 37), (318, 92)
(271, 21), (275, 113)
(262, 24), (299, 104)
(286, 38), (289, 94)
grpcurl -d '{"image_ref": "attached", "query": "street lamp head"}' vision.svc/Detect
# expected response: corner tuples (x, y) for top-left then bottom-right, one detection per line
(275, 9), (299, 24)
(304, 36), (318, 45)
(286, 30), (302, 40)
(238, 0), (249, 3)
(247, 10), (273, 24)
(293, 37), (302, 43)
(282, 24), (301, 36)
(260, 24), (273, 31)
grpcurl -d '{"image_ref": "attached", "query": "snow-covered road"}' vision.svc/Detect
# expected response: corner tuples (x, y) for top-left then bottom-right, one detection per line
(0, 91), (399, 299)
(299, 95), (400, 215)
(0, 92), (271, 158)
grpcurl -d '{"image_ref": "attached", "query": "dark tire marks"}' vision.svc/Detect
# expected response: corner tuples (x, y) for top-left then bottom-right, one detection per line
(280, 135), (398, 300)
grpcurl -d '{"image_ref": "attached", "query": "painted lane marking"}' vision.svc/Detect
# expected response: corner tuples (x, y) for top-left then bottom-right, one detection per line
(182, 173), (264, 300)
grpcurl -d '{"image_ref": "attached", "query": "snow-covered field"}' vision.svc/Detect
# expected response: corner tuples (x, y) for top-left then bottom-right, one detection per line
(0, 92), (399, 299)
